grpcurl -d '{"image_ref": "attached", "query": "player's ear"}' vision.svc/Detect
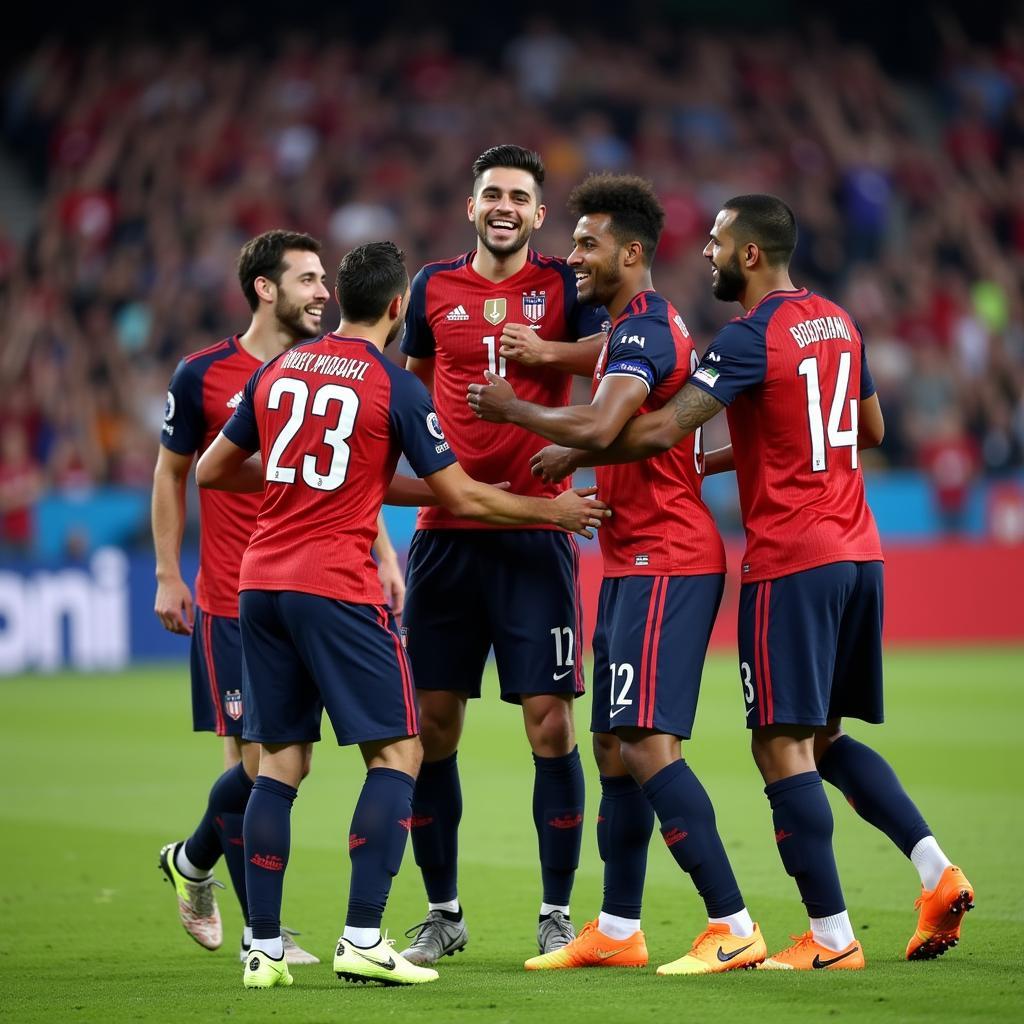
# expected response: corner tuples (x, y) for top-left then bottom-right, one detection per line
(254, 274), (276, 305)
(533, 202), (547, 229)
(744, 243), (760, 269)
(387, 293), (403, 321)
(623, 240), (644, 267)
(467, 194), (476, 223)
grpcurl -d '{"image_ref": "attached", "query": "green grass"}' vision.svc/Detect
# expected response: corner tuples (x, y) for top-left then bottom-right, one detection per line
(2, 648), (1022, 1022)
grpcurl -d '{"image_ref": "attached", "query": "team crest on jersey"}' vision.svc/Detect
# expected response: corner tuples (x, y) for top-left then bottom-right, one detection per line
(226, 390), (243, 409)
(483, 298), (507, 325)
(400, 626), (409, 649)
(224, 690), (243, 721)
(522, 289), (546, 323)
(164, 391), (175, 422)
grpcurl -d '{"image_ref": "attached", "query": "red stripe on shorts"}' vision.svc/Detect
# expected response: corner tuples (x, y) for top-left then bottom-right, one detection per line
(644, 577), (669, 728)
(202, 613), (227, 736)
(379, 606), (417, 736)
(570, 536), (585, 694)
(760, 581), (774, 724)
(753, 583), (767, 727)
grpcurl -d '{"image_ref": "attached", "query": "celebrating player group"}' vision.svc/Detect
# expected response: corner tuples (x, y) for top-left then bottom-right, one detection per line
(152, 145), (973, 989)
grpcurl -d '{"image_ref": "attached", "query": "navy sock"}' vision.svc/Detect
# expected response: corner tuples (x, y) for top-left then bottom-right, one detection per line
(183, 761), (254, 873)
(410, 753), (461, 903)
(347, 768), (416, 928)
(218, 813), (249, 924)
(765, 771), (845, 918)
(243, 776), (297, 941)
(597, 774), (655, 919)
(642, 760), (744, 918)
(818, 734), (932, 857)
(533, 747), (585, 907)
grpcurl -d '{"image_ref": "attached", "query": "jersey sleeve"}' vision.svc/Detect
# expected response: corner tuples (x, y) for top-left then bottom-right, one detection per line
(859, 334), (876, 399)
(388, 368), (459, 478)
(221, 369), (261, 453)
(602, 318), (676, 394)
(688, 320), (767, 406)
(400, 267), (436, 359)
(160, 359), (205, 455)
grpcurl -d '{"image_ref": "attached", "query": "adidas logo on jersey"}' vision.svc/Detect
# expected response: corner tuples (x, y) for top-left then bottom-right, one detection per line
(226, 390), (244, 409)
(446, 305), (470, 321)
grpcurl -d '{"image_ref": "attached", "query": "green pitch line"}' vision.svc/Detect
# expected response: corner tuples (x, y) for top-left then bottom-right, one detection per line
(1, 648), (1021, 1023)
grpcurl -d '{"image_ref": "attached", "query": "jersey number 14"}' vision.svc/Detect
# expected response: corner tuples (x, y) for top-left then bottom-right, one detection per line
(797, 352), (858, 472)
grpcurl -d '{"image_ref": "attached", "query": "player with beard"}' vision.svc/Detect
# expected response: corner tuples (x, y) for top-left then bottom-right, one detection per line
(470, 174), (765, 975)
(153, 230), (403, 966)
(195, 241), (609, 988)
(398, 145), (608, 964)
(531, 194), (974, 969)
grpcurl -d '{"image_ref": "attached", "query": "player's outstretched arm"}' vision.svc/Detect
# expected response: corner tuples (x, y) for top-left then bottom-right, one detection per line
(195, 432), (264, 492)
(422, 463), (610, 538)
(152, 446), (195, 635)
(858, 393), (885, 449)
(498, 325), (605, 377)
(468, 372), (646, 450)
(385, 473), (440, 506)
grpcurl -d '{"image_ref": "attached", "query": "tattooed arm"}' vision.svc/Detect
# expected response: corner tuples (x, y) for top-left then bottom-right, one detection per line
(531, 384), (725, 480)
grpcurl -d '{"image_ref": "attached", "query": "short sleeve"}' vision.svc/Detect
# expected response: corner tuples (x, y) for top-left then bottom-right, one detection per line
(221, 369), (261, 453)
(688, 320), (767, 406)
(859, 336), (876, 399)
(400, 268), (436, 359)
(160, 359), (205, 455)
(569, 300), (609, 341)
(603, 317), (677, 394)
(388, 368), (459, 478)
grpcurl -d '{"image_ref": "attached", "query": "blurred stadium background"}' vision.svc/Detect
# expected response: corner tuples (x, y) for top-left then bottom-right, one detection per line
(0, 0), (1021, 665)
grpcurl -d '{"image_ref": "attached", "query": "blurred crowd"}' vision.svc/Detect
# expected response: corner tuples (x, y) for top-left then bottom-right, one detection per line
(2, 11), (1023, 548)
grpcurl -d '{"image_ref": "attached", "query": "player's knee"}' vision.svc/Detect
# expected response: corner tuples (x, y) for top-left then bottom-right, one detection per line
(592, 732), (624, 776)
(524, 698), (574, 756)
(813, 722), (844, 764)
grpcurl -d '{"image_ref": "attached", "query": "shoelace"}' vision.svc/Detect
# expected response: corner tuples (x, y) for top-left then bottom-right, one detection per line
(687, 927), (719, 954)
(186, 876), (224, 916)
(404, 916), (440, 940)
(544, 913), (574, 941)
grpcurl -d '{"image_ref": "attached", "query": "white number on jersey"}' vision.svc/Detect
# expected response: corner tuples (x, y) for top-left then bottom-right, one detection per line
(264, 377), (360, 491)
(482, 336), (507, 378)
(797, 352), (858, 473)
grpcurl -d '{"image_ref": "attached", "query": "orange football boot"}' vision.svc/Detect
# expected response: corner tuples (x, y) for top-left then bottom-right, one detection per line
(524, 919), (648, 970)
(906, 865), (975, 961)
(758, 931), (865, 971)
(656, 922), (767, 975)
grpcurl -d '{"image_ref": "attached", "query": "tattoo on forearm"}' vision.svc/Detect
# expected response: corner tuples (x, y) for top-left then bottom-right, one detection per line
(673, 384), (725, 435)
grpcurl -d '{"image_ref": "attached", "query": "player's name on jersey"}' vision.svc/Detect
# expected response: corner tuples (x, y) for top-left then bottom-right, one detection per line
(279, 348), (371, 381)
(789, 315), (853, 348)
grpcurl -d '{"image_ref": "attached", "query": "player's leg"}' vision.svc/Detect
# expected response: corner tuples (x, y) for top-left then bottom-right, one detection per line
(490, 530), (586, 950)
(742, 566), (864, 971)
(400, 531), (486, 962)
(238, 589), (323, 989)
(813, 562), (973, 960)
(159, 609), (249, 952)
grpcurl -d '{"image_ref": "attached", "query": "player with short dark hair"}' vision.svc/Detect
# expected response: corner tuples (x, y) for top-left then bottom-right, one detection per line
(398, 145), (609, 964)
(535, 194), (974, 970)
(470, 173), (765, 975)
(153, 229), (402, 967)
(196, 240), (609, 989)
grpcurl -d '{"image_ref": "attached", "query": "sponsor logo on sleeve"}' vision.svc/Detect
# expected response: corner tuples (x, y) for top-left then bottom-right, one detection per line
(693, 366), (720, 387)
(426, 412), (449, 453)
(163, 391), (175, 422)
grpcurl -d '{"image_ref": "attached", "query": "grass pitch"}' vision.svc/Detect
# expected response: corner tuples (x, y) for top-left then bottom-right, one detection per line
(2, 647), (1022, 1022)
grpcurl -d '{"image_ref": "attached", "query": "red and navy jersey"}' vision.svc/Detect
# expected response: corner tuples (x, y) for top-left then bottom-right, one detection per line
(161, 336), (264, 617)
(223, 333), (457, 604)
(594, 291), (726, 577)
(401, 248), (607, 530)
(688, 288), (883, 581)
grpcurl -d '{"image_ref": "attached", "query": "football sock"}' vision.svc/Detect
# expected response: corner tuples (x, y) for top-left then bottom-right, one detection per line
(346, 767), (415, 929)
(218, 812), (249, 923)
(249, 936), (283, 959)
(427, 899), (461, 916)
(242, 926), (253, 948)
(243, 776), (297, 941)
(184, 761), (254, 873)
(910, 836), (954, 890)
(410, 753), (461, 903)
(533, 747), (585, 907)
(342, 926), (381, 948)
(709, 908), (755, 938)
(597, 773), (654, 920)
(598, 912), (642, 940)
(810, 910), (856, 951)
(642, 760), (744, 918)
(174, 842), (211, 881)
(540, 903), (570, 917)
(817, 734), (932, 859)
(764, 771), (846, 919)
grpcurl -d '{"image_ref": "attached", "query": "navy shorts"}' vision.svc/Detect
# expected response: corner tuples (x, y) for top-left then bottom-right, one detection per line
(591, 574), (724, 737)
(402, 529), (584, 703)
(189, 608), (245, 737)
(239, 590), (418, 747)
(738, 561), (885, 729)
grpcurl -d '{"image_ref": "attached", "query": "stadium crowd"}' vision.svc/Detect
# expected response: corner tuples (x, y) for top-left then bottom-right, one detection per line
(1, 13), (1023, 549)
